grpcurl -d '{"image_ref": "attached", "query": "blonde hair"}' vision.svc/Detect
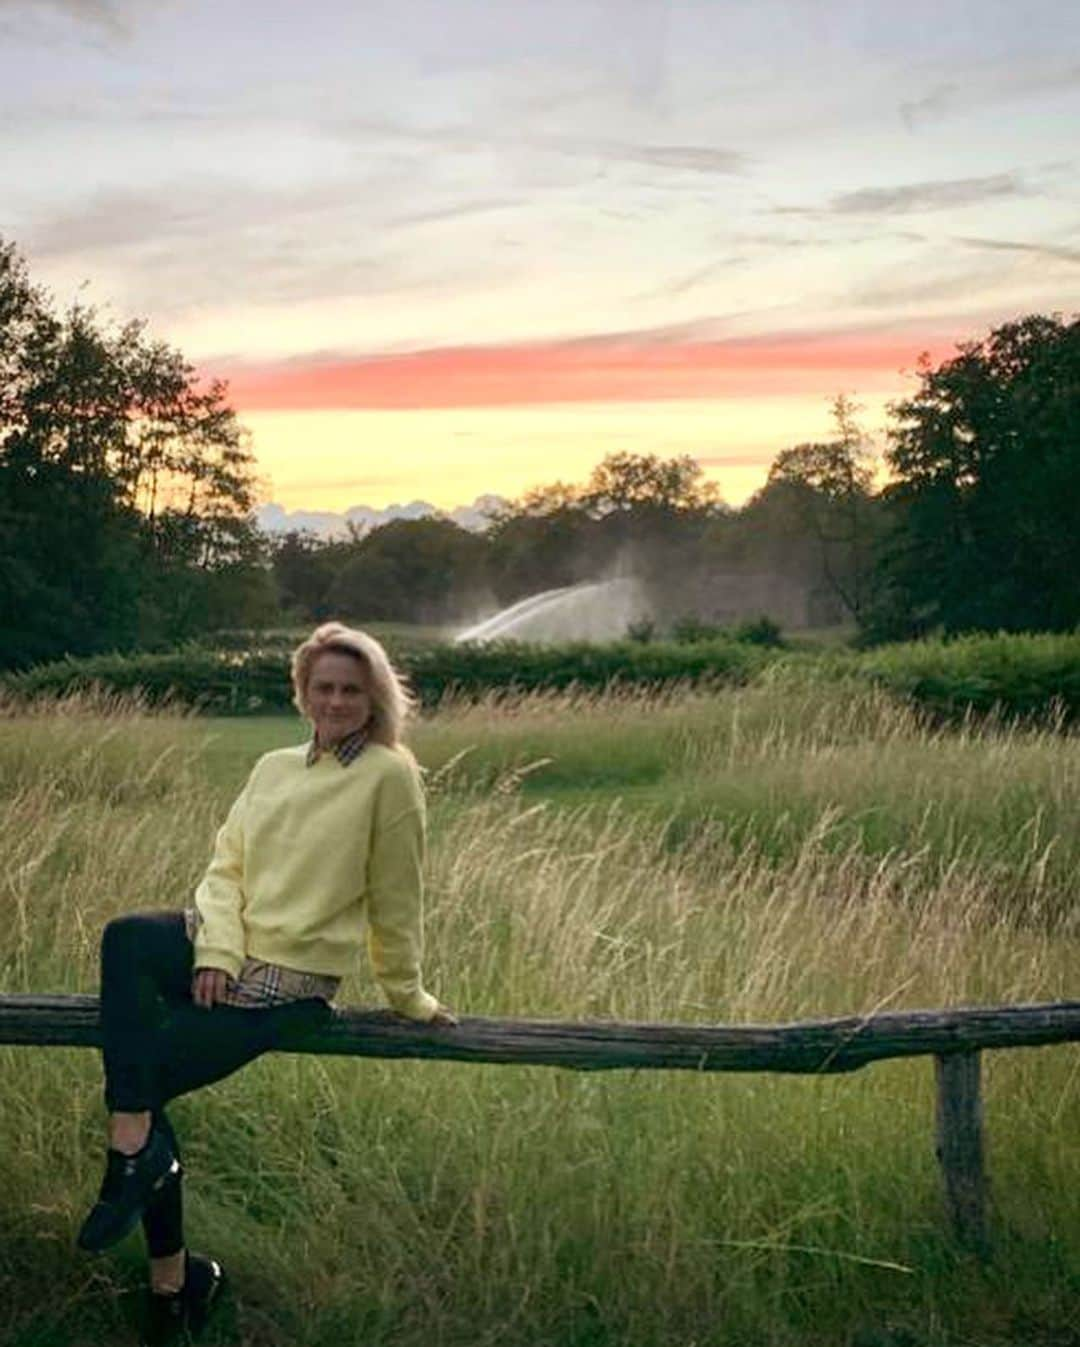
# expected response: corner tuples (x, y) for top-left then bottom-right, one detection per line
(290, 622), (416, 748)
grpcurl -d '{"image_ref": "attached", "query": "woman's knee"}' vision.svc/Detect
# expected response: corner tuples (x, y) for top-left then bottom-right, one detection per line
(101, 913), (142, 958)
(100, 911), (166, 972)
(102, 909), (183, 950)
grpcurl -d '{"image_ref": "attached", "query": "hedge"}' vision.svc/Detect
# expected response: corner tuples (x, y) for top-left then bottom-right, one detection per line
(1, 638), (775, 714)
(3, 631), (1078, 723)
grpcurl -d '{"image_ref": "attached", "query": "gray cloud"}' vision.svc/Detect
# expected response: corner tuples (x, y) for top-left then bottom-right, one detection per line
(329, 114), (748, 177)
(0, 0), (129, 35)
(631, 257), (748, 304)
(848, 262), (1022, 312)
(609, 143), (746, 174)
(29, 187), (214, 256)
(25, 175), (532, 323)
(898, 63), (1080, 132)
(830, 173), (1025, 215)
(207, 306), (809, 372)
(667, 259), (746, 297)
(393, 198), (521, 229)
(27, 173), (521, 261)
(898, 83), (959, 132)
(733, 227), (927, 253)
(953, 234), (1080, 264)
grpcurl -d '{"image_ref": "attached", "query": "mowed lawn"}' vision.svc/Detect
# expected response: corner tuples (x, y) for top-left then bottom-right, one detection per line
(1, 683), (1078, 1347)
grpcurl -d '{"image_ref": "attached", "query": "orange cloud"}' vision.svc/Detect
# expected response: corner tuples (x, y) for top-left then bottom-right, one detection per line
(215, 327), (957, 413)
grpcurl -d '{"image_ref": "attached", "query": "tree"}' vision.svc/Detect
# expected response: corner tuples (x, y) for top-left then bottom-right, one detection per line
(484, 452), (725, 609)
(499, 480), (583, 518)
(872, 315), (1080, 638)
(484, 506), (594, 604)
(0, 234), (266, 666)
(581, 450), (720, 515)
(327, 517), (491, 624)
(766, 395), (878, 621)
(270, 530), (348, 620)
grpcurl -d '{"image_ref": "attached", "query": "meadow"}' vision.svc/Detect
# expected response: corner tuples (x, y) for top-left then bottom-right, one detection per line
(1, 680), (1078, 1346)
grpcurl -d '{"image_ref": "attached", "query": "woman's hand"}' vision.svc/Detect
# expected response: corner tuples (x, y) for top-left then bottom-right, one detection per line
(192, 967), (230, 1009)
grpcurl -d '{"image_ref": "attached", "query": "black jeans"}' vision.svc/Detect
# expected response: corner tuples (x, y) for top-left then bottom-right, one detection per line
(98, 911), (331, 1256)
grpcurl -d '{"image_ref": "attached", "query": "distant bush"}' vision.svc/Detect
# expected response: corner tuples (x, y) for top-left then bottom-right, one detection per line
(731, 615), (785, 648)
(625, 618), (656, 644)
(855, 631), (1080, 725)
(670, 615), (721, 644)
(671, 613), (785, 648)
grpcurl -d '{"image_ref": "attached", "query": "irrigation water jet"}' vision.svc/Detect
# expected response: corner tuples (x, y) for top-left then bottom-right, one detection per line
(455, 577), (649, 644)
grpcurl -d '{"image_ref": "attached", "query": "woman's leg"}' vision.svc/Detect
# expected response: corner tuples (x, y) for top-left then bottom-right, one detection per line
(99, 911), (193, 1121)
(78, 913), (191, 1253)
(86, 909), (272, 1256)
(140, 998), (332, 1251)
(151, 995), (332, 1105)
(84, 906), (332, 1260)
(99, 907), (333, 1115)
(142, 1111), (185, 1291)
(140, 1114), (224, 1347)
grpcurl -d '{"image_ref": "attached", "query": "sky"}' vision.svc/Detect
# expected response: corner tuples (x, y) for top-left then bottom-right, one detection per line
(2, 0), (1080, 515)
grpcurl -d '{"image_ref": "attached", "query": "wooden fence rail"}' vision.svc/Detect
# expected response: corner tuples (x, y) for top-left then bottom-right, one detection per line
(4, 994), (1080, 1256)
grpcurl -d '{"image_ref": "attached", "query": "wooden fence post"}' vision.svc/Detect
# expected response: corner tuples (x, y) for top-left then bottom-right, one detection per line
(935, 1050), (990, 1257)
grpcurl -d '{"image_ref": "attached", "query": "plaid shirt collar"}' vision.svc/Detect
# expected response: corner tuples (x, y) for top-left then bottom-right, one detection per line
(306, 726), (369, 768)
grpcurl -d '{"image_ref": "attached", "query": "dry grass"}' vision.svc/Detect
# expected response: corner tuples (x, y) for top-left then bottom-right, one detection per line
(1, 687), (1078, 1346)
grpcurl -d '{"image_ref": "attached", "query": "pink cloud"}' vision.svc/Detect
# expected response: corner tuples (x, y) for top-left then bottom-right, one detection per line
(214, 327), (959, 413)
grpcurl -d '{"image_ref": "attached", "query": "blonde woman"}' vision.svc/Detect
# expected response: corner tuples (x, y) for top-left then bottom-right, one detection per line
(77, 623), (455, 1344)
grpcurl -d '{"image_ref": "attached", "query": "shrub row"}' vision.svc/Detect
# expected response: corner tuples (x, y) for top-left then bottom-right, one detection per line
(1, 649), (298, 714)
(3, 631), (1078, 722)
(405, 638), (774, 704)
(1, 639), (776, 714)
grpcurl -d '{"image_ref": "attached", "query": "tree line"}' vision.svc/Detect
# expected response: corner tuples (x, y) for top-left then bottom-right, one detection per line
(269, 317), (1080, 646)
(2, 233), (1078, 671)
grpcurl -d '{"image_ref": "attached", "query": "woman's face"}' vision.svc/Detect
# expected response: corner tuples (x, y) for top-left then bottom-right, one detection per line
(307, 650), (372, 746)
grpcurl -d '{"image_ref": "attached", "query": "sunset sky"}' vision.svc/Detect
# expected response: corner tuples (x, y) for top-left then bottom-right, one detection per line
(3, 0), (1079, 513)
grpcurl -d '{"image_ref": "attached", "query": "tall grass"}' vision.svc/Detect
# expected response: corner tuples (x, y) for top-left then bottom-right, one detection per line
(417, 680), (1080, 930)
(1, 687), (1078, 1345)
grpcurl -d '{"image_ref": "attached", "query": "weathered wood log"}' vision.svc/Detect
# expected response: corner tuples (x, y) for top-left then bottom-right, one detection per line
(935, 1051), (990, 1256)
(2, 994), (1079, 1074)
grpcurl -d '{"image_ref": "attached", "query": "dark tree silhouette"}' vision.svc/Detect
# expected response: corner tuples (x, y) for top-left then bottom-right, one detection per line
(0, 236), (270, 668)
(870, 315), (1080, 638)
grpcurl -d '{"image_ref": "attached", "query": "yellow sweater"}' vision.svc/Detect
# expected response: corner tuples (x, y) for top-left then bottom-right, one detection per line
(193, 742), (439, 1022)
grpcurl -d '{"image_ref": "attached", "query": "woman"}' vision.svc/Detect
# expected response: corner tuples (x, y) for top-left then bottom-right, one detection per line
(77, 622), (455, 1344)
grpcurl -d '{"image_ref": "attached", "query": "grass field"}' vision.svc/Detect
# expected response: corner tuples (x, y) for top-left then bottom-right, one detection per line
(1, 683), (1078, 1346)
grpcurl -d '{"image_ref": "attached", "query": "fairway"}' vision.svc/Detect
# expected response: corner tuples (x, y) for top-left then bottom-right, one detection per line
(2, 684), (1078, 1346)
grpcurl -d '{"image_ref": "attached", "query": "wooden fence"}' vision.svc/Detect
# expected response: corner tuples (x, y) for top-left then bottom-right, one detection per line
(4, 993), (1079, 1256)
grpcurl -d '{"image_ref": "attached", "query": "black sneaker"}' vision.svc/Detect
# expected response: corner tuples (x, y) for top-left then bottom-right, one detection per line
(142, 1252), (226, 1346)
(76, 1128), (180, 1253)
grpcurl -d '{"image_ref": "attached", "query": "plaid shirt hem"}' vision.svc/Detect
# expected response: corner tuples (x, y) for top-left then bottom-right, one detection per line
(184, 907), (340, 1008)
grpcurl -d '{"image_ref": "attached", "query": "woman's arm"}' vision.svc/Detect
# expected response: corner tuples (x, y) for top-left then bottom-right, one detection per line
(191, 779), (251, 982)
(365, 755), (442, 1022)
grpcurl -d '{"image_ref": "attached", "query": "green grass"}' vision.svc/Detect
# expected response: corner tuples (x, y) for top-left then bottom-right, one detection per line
(1, 686), (1078, 1345)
